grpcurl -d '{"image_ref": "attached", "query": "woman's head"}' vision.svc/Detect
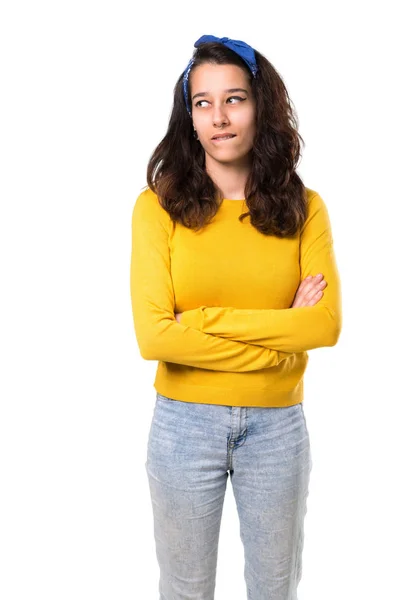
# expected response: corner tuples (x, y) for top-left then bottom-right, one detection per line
(190, 61), (257, 170)
(146, 39), (307, 237)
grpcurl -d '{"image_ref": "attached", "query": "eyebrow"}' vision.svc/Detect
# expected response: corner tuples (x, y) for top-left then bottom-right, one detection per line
(191, 88), (249, 101)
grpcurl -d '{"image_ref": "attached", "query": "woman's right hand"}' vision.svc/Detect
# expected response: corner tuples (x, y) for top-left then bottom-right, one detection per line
(291, 273), (327, 308)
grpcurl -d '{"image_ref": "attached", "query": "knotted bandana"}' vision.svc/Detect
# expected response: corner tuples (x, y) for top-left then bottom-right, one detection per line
(182, 35), (259, 117)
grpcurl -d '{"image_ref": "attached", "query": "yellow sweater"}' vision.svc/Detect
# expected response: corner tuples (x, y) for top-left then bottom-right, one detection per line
(130, 187), (342, 407)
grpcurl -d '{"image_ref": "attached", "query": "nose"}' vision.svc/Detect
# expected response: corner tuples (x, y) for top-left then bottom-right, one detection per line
(212, 104), (229, 128)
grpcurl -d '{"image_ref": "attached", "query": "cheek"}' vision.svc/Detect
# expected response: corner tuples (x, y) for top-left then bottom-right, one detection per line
(244, 120), (257, 142)
(241, 111), (256, 135)
(248, 119), (256, 134)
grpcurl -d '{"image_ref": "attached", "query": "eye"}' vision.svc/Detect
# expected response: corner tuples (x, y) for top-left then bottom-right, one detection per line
(227, 96), (245, 104)
(194, 96), (246, 108)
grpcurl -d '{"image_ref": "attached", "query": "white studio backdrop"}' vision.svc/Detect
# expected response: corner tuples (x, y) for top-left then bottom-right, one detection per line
(0, 1), (419, 599)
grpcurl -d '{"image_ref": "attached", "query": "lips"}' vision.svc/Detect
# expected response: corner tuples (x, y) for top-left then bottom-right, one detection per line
(211, 134), (237, 141)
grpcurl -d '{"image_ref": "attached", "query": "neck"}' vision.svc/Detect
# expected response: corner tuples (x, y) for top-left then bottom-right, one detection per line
(205, 153), (251, 200)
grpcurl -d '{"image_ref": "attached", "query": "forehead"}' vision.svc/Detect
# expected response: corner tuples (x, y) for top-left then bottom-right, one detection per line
(190, 63), (250, 93)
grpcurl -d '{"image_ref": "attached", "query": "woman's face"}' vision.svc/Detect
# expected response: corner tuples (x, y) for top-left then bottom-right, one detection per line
(189, 63), (257, 165)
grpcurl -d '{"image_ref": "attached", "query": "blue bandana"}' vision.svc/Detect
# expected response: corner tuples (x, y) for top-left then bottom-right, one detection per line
(182, 35), (259, 118)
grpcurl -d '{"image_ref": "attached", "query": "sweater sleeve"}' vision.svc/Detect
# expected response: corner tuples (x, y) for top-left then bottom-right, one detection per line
(130, 190), (292, 371)
(180, 192), (342, 353)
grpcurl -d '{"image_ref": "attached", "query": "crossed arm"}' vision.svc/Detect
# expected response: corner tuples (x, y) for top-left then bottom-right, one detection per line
(130, 190), (342, 372)
(178, 193), (342, 353)
(130, 189), (292, 372)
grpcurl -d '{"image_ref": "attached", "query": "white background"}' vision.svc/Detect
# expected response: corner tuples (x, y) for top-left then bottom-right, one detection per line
(1, 1), (419, 598)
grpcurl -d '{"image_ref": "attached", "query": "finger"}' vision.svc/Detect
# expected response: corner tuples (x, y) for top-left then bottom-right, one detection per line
(305, 277), (327, 298)
(294, 278), (314, 306)
(295, 275), (326, 307)
(309, 290), (323, 305)
(294, 275), (323, 307)
(299, 278), (319, 300)
(305, 284), (323, 302)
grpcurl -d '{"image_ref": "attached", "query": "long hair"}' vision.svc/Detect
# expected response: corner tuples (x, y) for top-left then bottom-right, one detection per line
(146, 41), (308, 237)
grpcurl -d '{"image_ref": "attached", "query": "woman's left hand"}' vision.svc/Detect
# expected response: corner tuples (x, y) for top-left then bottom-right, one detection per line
(175, 313), (182, 323)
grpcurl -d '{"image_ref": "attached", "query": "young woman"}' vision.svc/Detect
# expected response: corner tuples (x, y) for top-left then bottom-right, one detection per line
(130, 34), (342, 600)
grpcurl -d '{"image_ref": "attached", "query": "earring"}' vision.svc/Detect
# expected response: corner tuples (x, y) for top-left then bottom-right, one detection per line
(193, 128), (198, 140)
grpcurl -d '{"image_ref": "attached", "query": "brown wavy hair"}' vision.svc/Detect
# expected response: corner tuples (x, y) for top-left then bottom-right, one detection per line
(146, 41), (308, 237)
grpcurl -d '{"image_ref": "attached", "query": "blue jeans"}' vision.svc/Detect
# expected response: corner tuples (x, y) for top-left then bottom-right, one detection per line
(145, 393), (313, 600)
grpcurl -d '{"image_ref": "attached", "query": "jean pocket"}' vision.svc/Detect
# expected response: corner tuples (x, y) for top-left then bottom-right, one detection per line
(156, 393), (174, 402)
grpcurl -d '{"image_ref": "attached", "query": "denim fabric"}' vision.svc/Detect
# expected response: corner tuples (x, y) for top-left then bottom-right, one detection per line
(145, 393), (312, 600)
